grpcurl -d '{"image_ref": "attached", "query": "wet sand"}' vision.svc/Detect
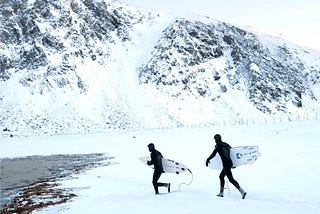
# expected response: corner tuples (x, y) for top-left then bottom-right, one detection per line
(0, 154), (114, 211)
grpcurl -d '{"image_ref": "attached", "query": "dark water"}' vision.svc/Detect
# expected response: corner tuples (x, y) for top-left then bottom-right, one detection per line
(0, 153), (115, 208)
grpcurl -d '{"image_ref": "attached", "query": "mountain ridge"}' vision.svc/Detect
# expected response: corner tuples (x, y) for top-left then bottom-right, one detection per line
(1, 0), (319, 136)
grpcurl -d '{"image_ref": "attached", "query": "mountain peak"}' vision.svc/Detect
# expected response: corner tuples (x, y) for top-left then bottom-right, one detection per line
(1, 0), (319, 136)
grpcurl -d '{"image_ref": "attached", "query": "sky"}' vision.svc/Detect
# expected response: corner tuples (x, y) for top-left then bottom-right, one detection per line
(119, 0), (320, 50)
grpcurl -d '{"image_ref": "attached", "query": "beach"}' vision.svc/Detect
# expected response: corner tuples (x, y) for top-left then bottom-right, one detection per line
(0, 153), (114, 212)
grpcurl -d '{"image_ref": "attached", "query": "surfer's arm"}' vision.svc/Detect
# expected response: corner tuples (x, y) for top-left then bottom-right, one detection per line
(147, 153), (155, 165)
(147, 157), (154, 165)
(206, 149), (218, 166)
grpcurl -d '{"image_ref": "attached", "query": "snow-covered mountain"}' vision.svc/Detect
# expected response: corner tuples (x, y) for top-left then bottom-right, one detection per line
(1, 0), (320, 136)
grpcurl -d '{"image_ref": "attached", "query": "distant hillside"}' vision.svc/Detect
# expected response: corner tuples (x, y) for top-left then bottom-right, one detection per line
(1, 0), (319, 136)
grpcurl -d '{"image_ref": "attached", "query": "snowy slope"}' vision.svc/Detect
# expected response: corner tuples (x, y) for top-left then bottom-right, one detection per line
(1, 121), (320, 213)
(0, 0), (177, 135)
(1, 0), (320, 137)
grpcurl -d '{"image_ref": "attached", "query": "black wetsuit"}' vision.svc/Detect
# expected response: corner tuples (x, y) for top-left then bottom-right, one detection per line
(148, 149), (166, 194)
(207, 141), (240, 189)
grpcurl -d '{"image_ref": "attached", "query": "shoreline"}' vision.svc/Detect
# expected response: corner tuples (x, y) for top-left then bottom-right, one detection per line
(0, 153), (114, 212)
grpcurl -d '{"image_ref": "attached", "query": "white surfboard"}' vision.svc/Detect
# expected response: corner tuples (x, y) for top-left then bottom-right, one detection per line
(139, 156), (190, 174)
(207, 146), (261, 170)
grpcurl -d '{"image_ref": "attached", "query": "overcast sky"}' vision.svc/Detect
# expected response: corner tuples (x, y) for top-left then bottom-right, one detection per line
(118, 0), (320, 50)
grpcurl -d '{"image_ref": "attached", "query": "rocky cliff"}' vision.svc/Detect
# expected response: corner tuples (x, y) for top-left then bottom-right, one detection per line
(1, 0), (319, 136)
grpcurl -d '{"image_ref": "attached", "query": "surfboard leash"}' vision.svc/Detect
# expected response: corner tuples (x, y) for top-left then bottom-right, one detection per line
(178, 169), (193, 191)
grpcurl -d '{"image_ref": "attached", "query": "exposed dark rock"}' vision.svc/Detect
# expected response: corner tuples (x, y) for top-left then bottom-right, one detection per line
(0, 0), (319, 135)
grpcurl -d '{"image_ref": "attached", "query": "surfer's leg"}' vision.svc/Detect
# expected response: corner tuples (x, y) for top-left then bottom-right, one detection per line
(221, 168), (247, 199)
(217, 169), (227, 197)
(152, 170), (162, 194)
(153, 170), (170, 193)
(219, 169), (227, 188)
(225, 168), (240, 189)
(157, 182), (170, 193)
(226, 168), (246, 198)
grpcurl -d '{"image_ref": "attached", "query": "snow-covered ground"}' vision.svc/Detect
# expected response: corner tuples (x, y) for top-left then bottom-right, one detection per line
(2, 0), (320, 137)
(1, 120), (319, 213)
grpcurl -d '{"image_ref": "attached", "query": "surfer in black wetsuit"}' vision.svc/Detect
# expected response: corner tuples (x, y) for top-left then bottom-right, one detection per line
(206, 134), (247, 199)
(147, 143), (170, 194)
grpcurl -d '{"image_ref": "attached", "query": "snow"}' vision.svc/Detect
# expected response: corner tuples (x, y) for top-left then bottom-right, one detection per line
(1, 1), (320, 212)
(1, 120), (320, 213)
(28, 0), (36, 6)
(2, 0), (320, 137)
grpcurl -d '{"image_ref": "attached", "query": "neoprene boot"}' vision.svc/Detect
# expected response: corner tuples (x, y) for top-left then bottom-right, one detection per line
(239, 187), (247, 199)
(217, 187), (224, 197)
(154, 185), (159, 195)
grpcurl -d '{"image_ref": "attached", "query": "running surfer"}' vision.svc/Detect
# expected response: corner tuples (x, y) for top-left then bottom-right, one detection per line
(206, 134), (247, 199)
(147, 143), (171, 194)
